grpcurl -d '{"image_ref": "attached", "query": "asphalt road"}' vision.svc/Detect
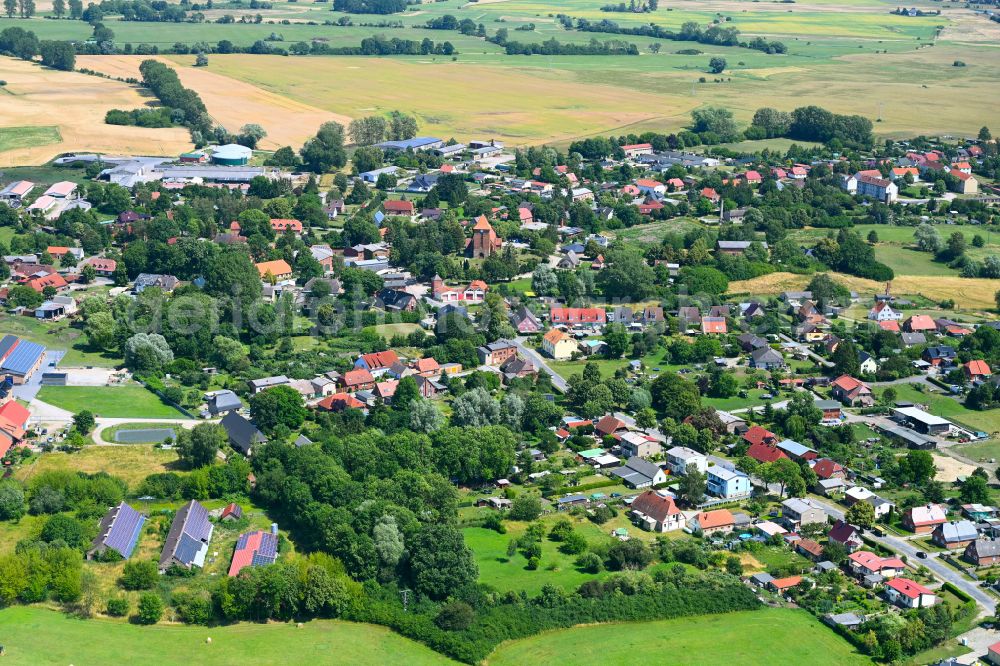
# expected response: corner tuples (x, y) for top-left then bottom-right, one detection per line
(809, 495), (997, 616)
(514, 337), (567, 392)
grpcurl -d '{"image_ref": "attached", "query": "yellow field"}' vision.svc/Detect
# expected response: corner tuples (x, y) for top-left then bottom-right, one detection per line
(0, 57), (190, 166)
(76, 55), (349, 151)
(168, 55), (683, 145)
(729, 272), (1000, 310)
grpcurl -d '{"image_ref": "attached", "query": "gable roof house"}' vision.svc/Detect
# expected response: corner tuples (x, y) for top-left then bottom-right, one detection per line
(221, 412), (267, 456)
(88, 502), (146, 560)
(611, 457), (666, 489)
(749, 346), (785, 370)
(964, 539), (1000, 567)
(885, 578), (936, 609)
(229, 528), (279, 577)
(828, 520), (864, 552)
(830, 375), (873, 407)
(159, 500), (214, 572)
(630, 491), (685, 532)
(848, 551), (907, 581)
(510, 306), (541, 333)
(932, 520), (978, 549)
(902, 504), (947, 533)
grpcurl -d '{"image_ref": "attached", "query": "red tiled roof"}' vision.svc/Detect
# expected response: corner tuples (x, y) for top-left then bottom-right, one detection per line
(360, 350), (399, 370)
(317, 392), (365, 411)
(742, 425), (776, 448)
(747, 442), (787, 463)
(885, 577), (932, 599)
(965, 360), (991, 376)
(771, 575), (802, 590)
(342, 368), (375, 387)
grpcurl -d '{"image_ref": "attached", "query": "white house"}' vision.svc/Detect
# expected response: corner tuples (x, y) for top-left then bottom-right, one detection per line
(884, 577), (936, 609)
(665, 446), (708, 475)
(868, 302), (902, 322)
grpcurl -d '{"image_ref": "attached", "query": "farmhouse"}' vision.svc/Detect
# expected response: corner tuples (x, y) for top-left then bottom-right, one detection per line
(931, 520), (978, 550)
(902, 504), (947, 533)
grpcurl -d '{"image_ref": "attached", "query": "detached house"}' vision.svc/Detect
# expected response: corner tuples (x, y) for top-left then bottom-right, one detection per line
(542, 328), (576, 360)
(691, 509), (735, 535)
(848, 551), (906, 579)
(932, 520), (978, 550)
(612, 457), (666, 489)
(885, 578), (936, 609)
(902, 504), (947, 533)
(830, 375), (873, 407)
(630, 491), (685, 532)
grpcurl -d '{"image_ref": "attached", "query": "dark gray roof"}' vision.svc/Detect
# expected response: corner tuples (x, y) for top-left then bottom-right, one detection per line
(208, 390), (242, 416)
(221, 412), (267, 455)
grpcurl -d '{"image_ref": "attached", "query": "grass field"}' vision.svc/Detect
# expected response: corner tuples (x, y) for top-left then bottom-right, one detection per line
(0, 125), (61, 153)
(14, 443), (181, 487)
(487, 608), (872, 665)
(0, 314), (122, 367)
(0, 606), (456, 666)
(363, 322), (424, 341)
(0, 57), (189, 166)
(34, 385), (185, 418)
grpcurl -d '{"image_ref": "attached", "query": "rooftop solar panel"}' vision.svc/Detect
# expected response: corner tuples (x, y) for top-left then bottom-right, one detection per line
(0, 340), (44, 376)
(104, 503), (146, 559)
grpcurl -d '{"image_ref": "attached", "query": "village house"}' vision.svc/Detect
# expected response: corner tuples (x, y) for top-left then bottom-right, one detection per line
(691, 509), (735, 535)
(619, 432), (662, 459)
(931, 520), (978, 550)
(549, 306), (607, 328)
(541, 328), (575, 360)
(665, 446), (708, 475)
(611, 457), (666, 489)
(478, 340), (518, 366)
(884, 578), (936, 609)
(630, 491), (685, 532)
(848, 551), (906, 579)
(706, 466), (751, 500)
(781, 498), (827, 529)
(828, 520), (864, 552)
(830, 375), (874, 407)
(510, 306), (541, 333)
(255, 259), (293, 283)
(964, 539), (1000, 567)
(902, 504), (948, 533)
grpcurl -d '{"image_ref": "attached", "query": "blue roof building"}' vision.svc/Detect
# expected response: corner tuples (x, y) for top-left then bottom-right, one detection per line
(376, 137), (444, 152)
(89, 502), (146, 559)
(0, 338), (45, 382)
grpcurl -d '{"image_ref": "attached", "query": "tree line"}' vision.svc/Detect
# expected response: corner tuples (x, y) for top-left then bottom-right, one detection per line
(574, 19), (787, 54)
(0, 26), (76, 70)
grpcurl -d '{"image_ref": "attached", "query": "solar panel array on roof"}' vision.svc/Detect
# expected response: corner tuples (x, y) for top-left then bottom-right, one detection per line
(174, 533), (204, 566)
(103, 502), (146, 559)
(1, 340), (44, 376)
(182, 500), (213, 542)
(0, 335), (19, 362)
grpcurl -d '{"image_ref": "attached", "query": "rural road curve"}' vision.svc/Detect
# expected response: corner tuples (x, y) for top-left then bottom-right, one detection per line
(809, 496), (997, 615)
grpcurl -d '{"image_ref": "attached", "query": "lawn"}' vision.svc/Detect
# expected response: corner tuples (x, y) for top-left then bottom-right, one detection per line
(0, 606), (456, 666)
(952, 439), (1000, 464)
(892, 383), (1000, 435)
(0, 314), (121, 367)
(14, 444), (181, 488)
(0, 125), (61, 153)
(34, 385), (185, 418)
(487, 608), (872, 666)
(465, 513), (621, 595)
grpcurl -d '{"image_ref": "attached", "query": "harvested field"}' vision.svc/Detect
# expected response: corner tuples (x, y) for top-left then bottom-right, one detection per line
(164, 54), (683, 146)
(0, 57), (190, 166)
(933, 454), (978, 483)
(76, 55), (349, 150)
(729, 272), (1000, 310)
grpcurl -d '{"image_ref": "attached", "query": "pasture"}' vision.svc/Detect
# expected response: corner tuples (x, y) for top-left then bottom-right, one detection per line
(0, 606), (456, 666)
(0, 57), (189, 167)
(487, 607), (872, 666)
(34, 385), (186, 418)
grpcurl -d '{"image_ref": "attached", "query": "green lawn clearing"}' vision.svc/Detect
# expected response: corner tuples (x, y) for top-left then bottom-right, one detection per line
(487, 607), (872, 666)
(0, 606), (455, 666)
(0, 314), (121, 367)
(34, 385), (185, 419)
(0, 125), (61, 153)
(363, 323), (423, 341)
